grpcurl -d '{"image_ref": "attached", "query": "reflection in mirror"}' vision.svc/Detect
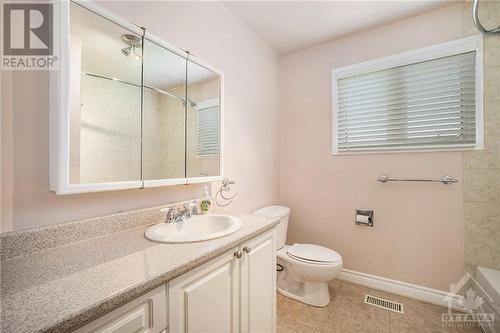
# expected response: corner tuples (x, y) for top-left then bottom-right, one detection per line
(186, 61), (221, 178)
(142, 40), (186, 181)
(69, 2), (142, 184)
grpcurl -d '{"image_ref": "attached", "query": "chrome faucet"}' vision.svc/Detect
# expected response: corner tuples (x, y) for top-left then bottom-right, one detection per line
(164, 203), (197, 223)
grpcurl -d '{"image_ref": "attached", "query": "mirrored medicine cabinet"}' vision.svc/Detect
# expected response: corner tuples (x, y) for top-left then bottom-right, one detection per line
(50, 1), (223, 194)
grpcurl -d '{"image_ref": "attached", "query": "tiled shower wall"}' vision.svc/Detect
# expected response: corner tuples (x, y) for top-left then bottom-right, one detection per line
(143, 88), (185, 180)
(462, 0), (500, 273)
(79, 75), (142, 183)
(79, 76), (186, 183)
(79, 76), (220, 183)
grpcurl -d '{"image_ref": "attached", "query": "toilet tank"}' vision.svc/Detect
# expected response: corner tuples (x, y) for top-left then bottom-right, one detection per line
(252, 206), (291, 249)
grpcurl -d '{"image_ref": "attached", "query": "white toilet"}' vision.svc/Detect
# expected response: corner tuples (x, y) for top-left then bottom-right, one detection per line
(253, 206), (343, 307)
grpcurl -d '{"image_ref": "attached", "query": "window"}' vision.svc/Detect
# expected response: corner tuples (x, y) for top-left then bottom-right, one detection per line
(196, 99), (220, 158)
(332, 36), (483, 154)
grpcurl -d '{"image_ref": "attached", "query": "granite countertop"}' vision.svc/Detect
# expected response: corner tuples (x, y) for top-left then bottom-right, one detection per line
(0, 214), (279, 333)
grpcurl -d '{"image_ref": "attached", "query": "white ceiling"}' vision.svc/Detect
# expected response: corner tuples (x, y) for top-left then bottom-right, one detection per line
(223, 1), (459, 55)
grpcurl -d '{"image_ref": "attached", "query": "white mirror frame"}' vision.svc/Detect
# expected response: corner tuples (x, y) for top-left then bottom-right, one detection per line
(50, 0), (223, 194)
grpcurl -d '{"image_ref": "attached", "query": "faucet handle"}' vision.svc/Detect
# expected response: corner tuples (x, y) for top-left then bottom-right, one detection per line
(161, 207), (176, 223)
(183, 202), (197, 216)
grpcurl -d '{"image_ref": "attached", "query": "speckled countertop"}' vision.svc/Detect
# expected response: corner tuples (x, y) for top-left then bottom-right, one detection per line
(0, 214), (279, 333)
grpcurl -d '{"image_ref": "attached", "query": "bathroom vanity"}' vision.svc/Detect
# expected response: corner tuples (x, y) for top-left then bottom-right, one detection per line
(169, 229), (276, 333)
(74, 228), (275, 333)
(0, 207), (279, 333)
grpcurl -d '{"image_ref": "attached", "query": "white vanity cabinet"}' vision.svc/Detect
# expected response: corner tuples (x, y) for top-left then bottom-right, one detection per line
(168, 228), (276, 333)
(74, 285), (167, 333)
(168, 247), (239, 332)
(239, 230), (276, 333)
(72, 228), (276, 333)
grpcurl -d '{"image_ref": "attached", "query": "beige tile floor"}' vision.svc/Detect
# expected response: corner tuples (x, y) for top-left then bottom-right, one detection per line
(277, 280), (484, 333)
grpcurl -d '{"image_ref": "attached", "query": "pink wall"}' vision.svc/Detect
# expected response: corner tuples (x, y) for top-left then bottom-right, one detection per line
(279, 5), (465, 291)
(0, 1), (280, 231)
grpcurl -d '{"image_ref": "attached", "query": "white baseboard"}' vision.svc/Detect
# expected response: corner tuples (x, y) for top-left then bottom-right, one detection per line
(338, 269), (466, 312)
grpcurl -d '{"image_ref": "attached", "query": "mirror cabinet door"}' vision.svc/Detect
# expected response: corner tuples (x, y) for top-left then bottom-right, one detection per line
(142, 40), (187, 183)
(59, 2), (223, 193)
(69, 2), (142, 185)
(186, 61), (222, 178)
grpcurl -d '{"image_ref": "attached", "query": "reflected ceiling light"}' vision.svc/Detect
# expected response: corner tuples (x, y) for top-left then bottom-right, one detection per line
(121, 46), (132, 56)
(120, 34), (141, 61)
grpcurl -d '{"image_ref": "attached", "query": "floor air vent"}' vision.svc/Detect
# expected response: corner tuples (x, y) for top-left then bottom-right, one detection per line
(364, 295), (404, 314)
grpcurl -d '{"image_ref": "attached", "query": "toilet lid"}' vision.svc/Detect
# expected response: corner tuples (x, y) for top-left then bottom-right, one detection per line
(253, 206), (290, 219)
(287, 243), (341, 263)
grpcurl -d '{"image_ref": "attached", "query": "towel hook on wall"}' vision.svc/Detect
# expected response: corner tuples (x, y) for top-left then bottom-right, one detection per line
(215, 178), (239, 207)
(472, 0), (500, 36)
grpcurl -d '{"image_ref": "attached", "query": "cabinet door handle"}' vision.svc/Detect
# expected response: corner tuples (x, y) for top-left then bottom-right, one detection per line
(234, 250), (242, 259)
(243, 246), (251, 254)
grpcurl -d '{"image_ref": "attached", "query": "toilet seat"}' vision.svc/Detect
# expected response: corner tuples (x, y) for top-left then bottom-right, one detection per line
(251, 205), (343, 307)
(277, 244), (343, 307)
(287, 243), (341, 265)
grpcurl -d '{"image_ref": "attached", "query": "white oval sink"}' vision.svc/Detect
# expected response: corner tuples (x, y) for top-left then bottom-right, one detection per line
(145, 214), (242, 243)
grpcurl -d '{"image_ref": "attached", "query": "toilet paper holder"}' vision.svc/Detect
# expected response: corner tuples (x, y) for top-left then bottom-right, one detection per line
(355, 209), (374, 227)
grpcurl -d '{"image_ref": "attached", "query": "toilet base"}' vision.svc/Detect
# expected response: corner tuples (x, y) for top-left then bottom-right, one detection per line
(277, 281), (331, 307)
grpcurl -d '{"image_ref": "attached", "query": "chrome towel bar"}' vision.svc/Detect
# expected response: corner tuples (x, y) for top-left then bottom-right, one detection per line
(377, 175), (458, 185)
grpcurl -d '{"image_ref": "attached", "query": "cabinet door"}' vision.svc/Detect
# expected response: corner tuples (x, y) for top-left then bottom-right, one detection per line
(239, 229), (276, 333)
(73, 285), (167, 333)
(54, 2), (144, 194)
(141, 38), (187, 187)
(169, 248), (238, 333)
(185, 59), (222, 183)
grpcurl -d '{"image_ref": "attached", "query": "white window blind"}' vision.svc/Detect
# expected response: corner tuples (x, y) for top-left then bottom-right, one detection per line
(196, 101), (219, 157)
(333, 39), (482, 154)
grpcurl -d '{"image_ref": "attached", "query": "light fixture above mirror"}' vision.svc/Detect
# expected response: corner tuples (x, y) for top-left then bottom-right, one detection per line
(121, 34), (142, 61)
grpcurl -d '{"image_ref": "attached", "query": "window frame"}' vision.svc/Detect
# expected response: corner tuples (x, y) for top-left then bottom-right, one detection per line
(195, 98), (220, 159)
(331, 35), (484, 155)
